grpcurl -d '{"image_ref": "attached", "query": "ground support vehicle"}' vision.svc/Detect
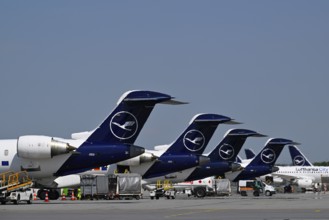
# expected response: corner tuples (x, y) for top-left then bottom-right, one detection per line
(238, 180), (276, 196)
(173, 178), (231, 198)
(80, 175), (97, 200)
(80, 173), (142, 200)
(148, 180), (175, 200)
(147, 177), (231, 199)
(214, 179), (231, 196)
(0, 171), (33, 204)
(108, 173), (142, 200)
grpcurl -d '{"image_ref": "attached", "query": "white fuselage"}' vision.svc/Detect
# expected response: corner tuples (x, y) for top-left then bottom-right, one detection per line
(0, 138), (84, 187)
(273, 166), (329, 183)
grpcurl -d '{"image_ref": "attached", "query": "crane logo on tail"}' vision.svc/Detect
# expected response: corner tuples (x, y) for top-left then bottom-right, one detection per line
(183, 130), (205, 152)
(293, 155), (305, 166)
(218, 144), (235, 160)
(261, 148), (276, 164)
(110, 111), (138, 140)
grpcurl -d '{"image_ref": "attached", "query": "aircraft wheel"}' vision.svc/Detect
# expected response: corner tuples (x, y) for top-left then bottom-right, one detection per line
(38, 190), (46, 200)
(49, 190), (60, 200)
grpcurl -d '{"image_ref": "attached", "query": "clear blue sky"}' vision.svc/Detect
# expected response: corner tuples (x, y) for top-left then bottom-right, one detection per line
(1, 1), (328, 164)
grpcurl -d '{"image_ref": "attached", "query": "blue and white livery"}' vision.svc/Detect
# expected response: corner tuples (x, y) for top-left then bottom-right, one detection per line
(0, 90), (182, 199)
(225, 138), (299, 182)
(117, 113), (237, 182)
(289, 145), (313, 166)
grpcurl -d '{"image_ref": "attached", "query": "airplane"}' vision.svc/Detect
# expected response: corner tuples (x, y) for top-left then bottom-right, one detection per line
(116, 113), (238, 181)
(53, 113), (235, 191)
(245, 148), (256, 160)
(262, 146), (328, 190)
(0, 90), (183, 199)
(272, 166), (329, 191)
(289, 145), (313, 166)
(162, 129), (265, 185)
(225, 138), (299, 182)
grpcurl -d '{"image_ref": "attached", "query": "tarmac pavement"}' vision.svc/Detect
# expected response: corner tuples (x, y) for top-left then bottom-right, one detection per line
(1, 192), (329, 220)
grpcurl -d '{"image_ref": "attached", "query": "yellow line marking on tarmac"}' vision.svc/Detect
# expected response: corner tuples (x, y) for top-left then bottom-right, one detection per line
(165, 209), (220, 218)
(314, 209), (321, 213)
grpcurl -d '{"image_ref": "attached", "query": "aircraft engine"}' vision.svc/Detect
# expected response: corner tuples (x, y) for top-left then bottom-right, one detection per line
(17, 135), (76, 159)
(293, 178), (313, 188)
(117, 152), (158, 166)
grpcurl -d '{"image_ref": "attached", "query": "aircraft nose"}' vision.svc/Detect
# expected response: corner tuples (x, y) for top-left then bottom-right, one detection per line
(198, 155), (210, 166)
(129, 145), (145, 158)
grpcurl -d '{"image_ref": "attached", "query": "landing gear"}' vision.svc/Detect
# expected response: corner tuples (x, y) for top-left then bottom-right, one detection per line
(38, 189), (60, 200)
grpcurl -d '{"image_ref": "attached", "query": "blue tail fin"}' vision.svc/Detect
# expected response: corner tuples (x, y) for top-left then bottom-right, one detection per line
(245, 148), (256, 159)
(164, 114), (239, 155)
(248, 138), (300, 167)
(86, 90), (186, 144)
(289, 145), (313, 166)
(208, 129), (265, 162)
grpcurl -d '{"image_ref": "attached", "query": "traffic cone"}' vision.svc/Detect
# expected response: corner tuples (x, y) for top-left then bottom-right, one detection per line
(61, 193), (66, 200)
(33, 190), (37, 200)
(71, 191), (76, 201)
(44, 192), (49, 202)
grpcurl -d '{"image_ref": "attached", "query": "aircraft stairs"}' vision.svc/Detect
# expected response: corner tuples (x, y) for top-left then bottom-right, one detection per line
(0, 171), (33, 193)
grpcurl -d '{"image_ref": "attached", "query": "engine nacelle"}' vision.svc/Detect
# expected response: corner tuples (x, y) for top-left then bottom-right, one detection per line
(117, 152), (158, 166)
(293, 178), (313, 188)
(17, 135), (76, 159)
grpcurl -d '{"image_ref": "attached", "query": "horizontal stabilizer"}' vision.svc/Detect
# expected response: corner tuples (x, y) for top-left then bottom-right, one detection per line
(188, 114), (235, 124)
(223, 120), (243, 125)
(266, 138), (300, 146)
(119, 90), (185, 105)
(225, 129), (266, 137)
(161, 99), (189, 105)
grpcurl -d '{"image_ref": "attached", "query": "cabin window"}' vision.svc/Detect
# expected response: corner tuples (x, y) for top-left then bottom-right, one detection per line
(4, 149), (8, 156)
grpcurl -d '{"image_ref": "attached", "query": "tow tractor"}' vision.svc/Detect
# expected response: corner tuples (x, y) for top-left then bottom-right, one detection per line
(147, 180), (176, 200)
(0, 171), (34, 204)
